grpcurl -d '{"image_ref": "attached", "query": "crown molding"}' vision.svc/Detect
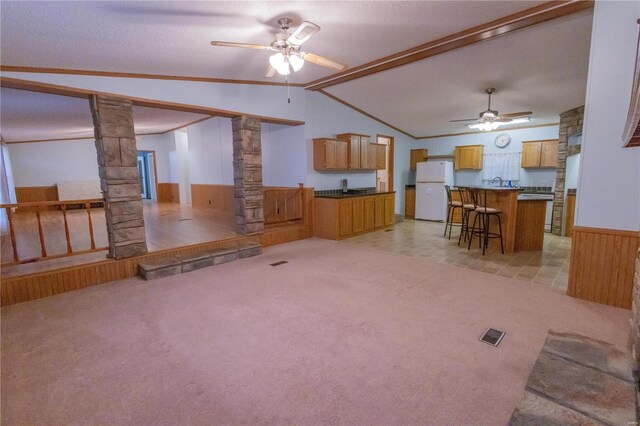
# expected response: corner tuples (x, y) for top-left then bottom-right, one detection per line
(0, 65), (306, 88)
(305, 0), (594, 91)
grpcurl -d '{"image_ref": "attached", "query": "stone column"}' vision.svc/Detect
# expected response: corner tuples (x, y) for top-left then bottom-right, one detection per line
(232, 116), (264, 235)
(90, 95), (148, 259)
(551, 105), (584, 236)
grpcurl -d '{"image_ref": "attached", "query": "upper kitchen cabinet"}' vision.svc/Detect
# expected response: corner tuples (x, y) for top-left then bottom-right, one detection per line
(521, 140), (559, 168)
(313, 138), (349, 170)
(454, 145), (483, 170)
(370, 143), (387, 170)
(410, 149), (428, 171)
(336, 133), (370, 170)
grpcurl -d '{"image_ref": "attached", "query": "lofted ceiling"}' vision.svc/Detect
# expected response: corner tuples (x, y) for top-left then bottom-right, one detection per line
(0, 88), (209, 142)
(0, 1), (593, 139)
(1, 1), (543, 83)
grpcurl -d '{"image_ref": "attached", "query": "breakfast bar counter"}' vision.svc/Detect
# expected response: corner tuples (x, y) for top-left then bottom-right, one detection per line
(463, 187), (547, 254)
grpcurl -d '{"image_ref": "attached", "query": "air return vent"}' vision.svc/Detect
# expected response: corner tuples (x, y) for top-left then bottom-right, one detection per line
(270, 260), (288, 267)
(480, 328), (505, 347)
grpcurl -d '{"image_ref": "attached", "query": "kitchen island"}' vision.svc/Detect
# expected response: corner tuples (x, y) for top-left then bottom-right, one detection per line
(464, 187), (547, 254)
(314, 191), (395, 240)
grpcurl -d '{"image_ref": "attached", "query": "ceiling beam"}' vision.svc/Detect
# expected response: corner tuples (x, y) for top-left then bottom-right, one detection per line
(0, 65), (306, 88)
(305, 0), (594, 91)
(0, 77), (305, 127)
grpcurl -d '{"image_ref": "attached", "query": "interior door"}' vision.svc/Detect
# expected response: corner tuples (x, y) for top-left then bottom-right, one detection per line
(376, 137), (390, 191)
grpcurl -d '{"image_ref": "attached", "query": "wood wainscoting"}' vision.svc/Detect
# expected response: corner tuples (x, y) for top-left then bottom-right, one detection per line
(15, 186), (59, 211)
(157, 183), (180, 203)
(191, 184), (235, 212)
(568, 226), (640, 309)
(1, 187), (315, 306)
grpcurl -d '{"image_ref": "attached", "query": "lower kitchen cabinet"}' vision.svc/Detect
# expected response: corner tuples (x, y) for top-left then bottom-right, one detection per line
(314, 193), (395, 240)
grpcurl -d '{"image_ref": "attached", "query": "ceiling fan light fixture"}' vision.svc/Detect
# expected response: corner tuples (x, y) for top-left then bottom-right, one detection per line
(289, 54), (304, 72)
(276, 61), (291, 76)
(269, 52), (286, 69)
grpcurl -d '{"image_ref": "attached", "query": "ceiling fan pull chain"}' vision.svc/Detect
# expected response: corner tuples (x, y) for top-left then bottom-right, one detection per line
(287, 76), (291, 104)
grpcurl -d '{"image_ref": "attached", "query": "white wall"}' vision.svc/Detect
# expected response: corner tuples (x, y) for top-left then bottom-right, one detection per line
(175, 131), (191, 204)
(136, 132), (176, 183)
(186, 117), (233, 185)
(262, 123), (307, 187)
(575, 1), (640, 232)
(7, 138), (99, 186)
(402, 125), (560, 188)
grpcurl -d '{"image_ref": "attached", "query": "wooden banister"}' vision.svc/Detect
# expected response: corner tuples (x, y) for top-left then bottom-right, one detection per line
(1, 198), (107, 265)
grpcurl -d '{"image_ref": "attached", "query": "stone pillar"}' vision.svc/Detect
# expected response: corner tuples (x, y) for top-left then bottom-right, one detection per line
(232, 116), (264, 235)
(90, 95), (148, 259)
(551, 105), (584, 236)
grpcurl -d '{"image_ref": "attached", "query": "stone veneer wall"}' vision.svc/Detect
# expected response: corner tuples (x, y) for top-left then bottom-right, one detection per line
(90, 95), (148, 259)
(232, 116), (264, 235)
(552, 105), (584, 236)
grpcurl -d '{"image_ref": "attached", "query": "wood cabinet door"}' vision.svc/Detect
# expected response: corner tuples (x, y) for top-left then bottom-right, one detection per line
(335, 140), (349, 169)
(375, 144), (386, 170)
(361, 142), (371, 169)
(384, 194), (394, 226)
(349, 136), (361, 169)
(324, 140), (337, 169)
(352, 197), (364, 233)
(410, 149), (428, 171)
(405, 189), (415, 219)
(364, 197), (375, 230)
(521, 142), (542, 168)
(264, 191), (278, 224)
(455, 146), (483, 170)
(338, 199), (353, 237)
(374, 196), (384, 228)
(276, 191), (287, 223)
(540, 140), (559, 167)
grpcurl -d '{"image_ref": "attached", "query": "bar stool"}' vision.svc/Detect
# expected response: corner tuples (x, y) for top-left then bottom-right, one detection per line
(467, 189), (504, 255)
(457, 187), (477, 246)
(444, 185), (463, 240)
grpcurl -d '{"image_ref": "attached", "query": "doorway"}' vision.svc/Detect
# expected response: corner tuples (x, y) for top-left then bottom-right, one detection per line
(137, 151), (157, 201)
(376, 135), (394, 192)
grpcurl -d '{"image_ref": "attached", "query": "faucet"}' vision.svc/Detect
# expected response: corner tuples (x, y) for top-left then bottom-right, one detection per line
(491, 177), (503, 187)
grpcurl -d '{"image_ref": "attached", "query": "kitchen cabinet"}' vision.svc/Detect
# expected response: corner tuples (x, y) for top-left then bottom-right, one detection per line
(410, 149), (428, 171)
(352, 197), (364, 233)
(313, 138), (349, 170)
(521, 140), (559, 168)
(454, 145), (483, 170)
(336, 133), (371, 170)
(405, 187), (416, 219)
(370, 143), (387, 170)
(314, 193), (395, 240)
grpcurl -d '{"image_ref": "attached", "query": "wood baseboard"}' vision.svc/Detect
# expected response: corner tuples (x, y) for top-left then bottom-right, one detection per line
(568, 226), (640, 309)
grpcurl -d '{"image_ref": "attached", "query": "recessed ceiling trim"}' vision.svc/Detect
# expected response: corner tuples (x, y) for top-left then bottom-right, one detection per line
(0, 77), (305, 127)
(305, 0), (594, 91)
(0, 65), (306, 88)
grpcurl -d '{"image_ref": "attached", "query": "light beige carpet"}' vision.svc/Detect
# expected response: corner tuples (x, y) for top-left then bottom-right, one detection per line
(1, 238), (630, 425)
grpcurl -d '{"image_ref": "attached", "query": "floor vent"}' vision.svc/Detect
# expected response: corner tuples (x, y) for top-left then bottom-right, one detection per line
(480, 328), (505, 347)
(179, 218), (193, 222)
(385, 229), (393, 232)
(270, 260), (288, 267)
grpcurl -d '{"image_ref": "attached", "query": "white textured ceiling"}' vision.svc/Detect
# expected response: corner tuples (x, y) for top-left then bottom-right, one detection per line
(0, 88), (209, 142)
(325, 10), (593, 137)
(1, 1), (542, 83)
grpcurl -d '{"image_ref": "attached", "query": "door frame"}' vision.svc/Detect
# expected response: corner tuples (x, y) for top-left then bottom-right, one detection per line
(376, 134), (394, 192)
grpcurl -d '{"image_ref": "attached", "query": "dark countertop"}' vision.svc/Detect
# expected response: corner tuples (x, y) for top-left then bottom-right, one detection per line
(316, 191), (396, 199)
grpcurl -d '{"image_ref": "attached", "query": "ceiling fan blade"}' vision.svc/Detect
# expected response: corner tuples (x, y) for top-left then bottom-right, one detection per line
(265, 64), (277, 78)
(301, 52), (347, 71)
(287, 21), (320, 47)
(210, 41), (270, 50)
(449, 119), (477, 122)
(494, 118), (513, 123)
(500, 111), (533, 118)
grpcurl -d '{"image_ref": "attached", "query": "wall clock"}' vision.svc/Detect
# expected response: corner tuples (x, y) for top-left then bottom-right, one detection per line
(495, 133), (511, 148)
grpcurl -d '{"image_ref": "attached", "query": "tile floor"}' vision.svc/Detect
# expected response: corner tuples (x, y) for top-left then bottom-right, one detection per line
(343, 220), (571, 292)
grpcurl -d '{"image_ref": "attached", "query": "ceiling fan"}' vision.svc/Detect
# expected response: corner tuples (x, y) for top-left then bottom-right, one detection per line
(450, 88), (533, 131)
(210, 17), (347, 78)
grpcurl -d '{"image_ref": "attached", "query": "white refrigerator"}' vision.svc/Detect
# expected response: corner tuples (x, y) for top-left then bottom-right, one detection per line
(415, 161), (454, 221)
